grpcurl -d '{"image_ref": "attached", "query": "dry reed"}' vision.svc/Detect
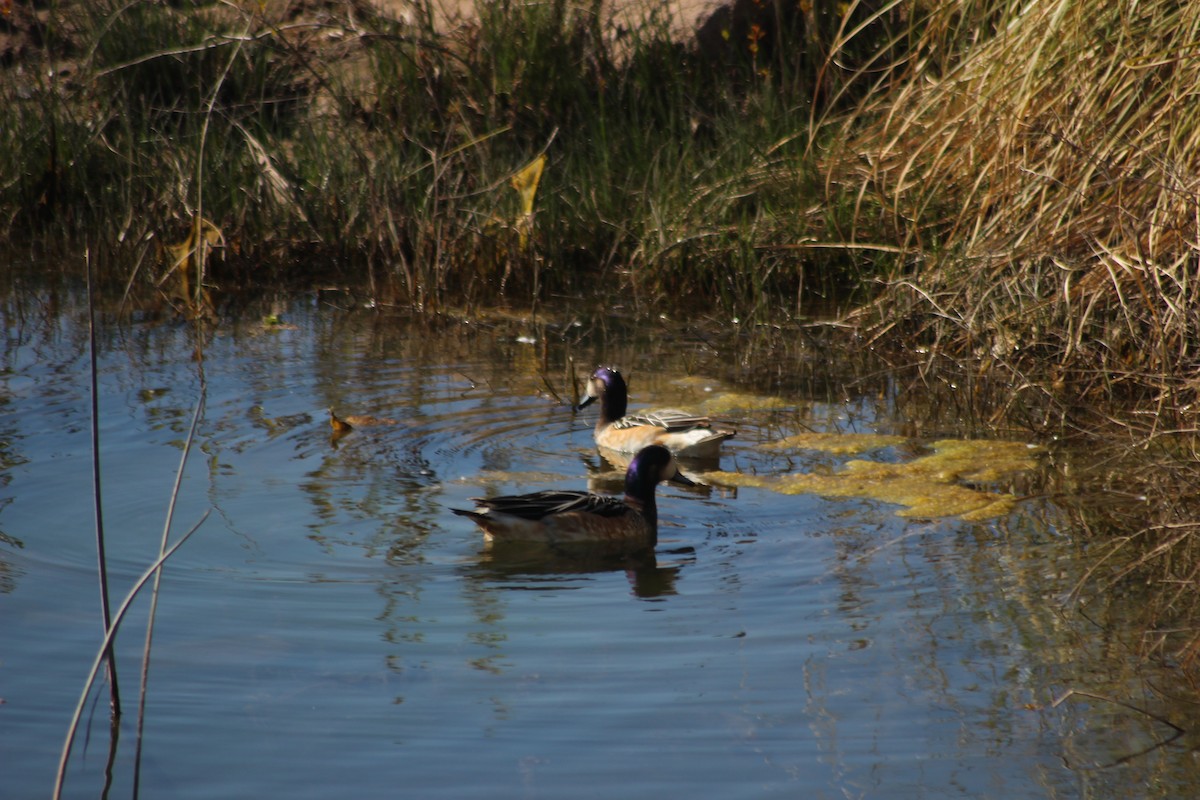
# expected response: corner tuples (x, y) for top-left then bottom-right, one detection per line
(824, 0), (1200, 433)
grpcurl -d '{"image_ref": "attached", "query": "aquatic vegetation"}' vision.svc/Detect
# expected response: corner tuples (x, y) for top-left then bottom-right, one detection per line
(700, 392), (793, 415)
(764, 431), (906, 455)
(710, 439), (1040, 521)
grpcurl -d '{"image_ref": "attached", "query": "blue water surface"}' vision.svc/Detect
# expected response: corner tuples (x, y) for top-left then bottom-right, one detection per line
(0, 290), (1191, 799)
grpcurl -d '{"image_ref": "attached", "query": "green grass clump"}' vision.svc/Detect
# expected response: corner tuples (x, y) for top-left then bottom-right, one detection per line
(0, 0), (900, 316)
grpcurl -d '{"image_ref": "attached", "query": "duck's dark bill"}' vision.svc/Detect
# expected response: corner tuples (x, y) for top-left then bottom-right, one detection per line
(670, 470), (698, 487)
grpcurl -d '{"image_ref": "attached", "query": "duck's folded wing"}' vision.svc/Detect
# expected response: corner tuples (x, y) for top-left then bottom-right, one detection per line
(618, 409), (713, 432)
(474, 490), (629, 520)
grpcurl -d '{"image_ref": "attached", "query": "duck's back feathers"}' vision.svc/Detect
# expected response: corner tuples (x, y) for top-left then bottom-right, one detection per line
(603, 409), (735, 458)
(614, 409), (712, 432)
(456, 489), (629, 522)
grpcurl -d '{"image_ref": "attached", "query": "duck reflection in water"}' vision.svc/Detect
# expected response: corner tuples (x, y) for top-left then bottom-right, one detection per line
(474, 539), (695, 599)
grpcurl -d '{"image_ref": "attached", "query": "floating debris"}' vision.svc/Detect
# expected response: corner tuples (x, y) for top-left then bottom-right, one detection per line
(329, 408), (355, 436)
(262, 313), (298, 331)
(328, 407), (399, 441)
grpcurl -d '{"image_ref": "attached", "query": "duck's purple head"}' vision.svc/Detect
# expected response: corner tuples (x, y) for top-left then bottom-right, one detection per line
(625, 444), (695, 497)
(576, 366), (628, 420)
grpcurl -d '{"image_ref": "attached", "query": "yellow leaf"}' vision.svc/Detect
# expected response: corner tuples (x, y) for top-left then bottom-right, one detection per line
(509, 155), (546, 217)
(167, 217), (224, 271)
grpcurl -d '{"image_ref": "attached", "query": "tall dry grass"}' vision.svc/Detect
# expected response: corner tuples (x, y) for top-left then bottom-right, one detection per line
(824, 0), (1200, 433)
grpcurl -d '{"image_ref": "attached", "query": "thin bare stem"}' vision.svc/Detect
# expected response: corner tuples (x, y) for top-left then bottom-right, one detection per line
(52, 510), (210, 800)
(132, 388), (207, 800)
(86, 247), (121, 718)
(1051, 689), (1185, 768)
(191, 15), (250, 306)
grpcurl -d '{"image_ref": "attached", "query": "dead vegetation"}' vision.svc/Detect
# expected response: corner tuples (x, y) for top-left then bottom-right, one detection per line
(822, 0), (1200, 434)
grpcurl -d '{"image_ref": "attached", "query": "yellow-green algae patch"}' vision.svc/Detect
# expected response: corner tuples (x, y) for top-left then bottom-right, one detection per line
(700, 392), (793, 414)
(764, 432), (907, 455)
(708, 439), (1040, 521)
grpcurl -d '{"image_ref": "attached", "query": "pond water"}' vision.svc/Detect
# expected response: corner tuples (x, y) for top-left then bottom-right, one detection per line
(2, 285), (1196, 799)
